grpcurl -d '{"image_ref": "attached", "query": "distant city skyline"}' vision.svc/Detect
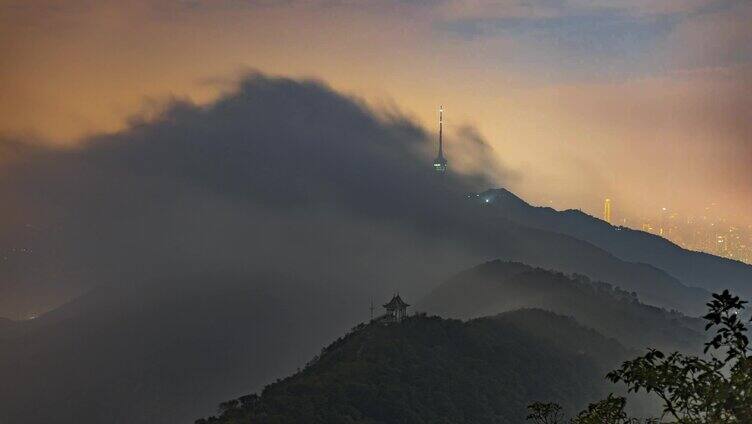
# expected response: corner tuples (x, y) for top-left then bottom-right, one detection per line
(581, 196), (751, 264)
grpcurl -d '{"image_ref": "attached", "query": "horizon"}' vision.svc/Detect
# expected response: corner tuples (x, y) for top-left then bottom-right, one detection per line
(2, 2), (752, 423)
(2, 0), (751, 246)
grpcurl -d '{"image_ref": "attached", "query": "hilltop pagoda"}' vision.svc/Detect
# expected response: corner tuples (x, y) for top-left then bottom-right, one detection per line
(382, 294), (410, 323)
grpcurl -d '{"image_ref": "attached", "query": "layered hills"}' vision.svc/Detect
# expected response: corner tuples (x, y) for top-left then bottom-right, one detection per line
(475, 188), (752, 300)
(0, 74), (731, 424)
(419, 260), (704, 352)
(196, 310), (629, 424)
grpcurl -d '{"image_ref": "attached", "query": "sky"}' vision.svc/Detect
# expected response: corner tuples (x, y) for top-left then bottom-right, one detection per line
(2, 0), (751, 223)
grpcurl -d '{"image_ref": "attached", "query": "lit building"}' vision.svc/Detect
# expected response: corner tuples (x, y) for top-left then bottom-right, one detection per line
(603, 198), (612, 224)
(716, 235), (726, 256)
(628, 204), (752, 264)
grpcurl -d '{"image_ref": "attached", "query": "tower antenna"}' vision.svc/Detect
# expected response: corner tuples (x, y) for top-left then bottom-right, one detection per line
(439, 105), (443, 159)
(433, 105), (448, 174)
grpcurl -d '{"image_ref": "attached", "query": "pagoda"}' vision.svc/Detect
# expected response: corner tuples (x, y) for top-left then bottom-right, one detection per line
(382, 294), (410, 323)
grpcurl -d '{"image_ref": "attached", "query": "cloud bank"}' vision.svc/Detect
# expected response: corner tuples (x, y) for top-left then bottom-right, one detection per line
(0, 72), (501, 318)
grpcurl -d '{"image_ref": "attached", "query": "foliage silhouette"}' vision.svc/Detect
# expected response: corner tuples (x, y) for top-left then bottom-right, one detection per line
(527, 402), (564, 424)
(195, 310), (626, 423)
(531, 290), (752, 423)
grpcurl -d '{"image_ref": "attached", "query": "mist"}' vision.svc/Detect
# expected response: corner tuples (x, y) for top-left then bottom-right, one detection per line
(0, 73), (507, 319)
(0, 69), (738, 424)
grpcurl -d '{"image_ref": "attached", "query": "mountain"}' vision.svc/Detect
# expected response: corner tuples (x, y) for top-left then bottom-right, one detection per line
(0, 277), (372, 424)
(196, 310), (629, 424)
(476, 188), (752, 300)
(0, 237), (706, 424)
(0, 211), (712, 424)
(419, 260), (704, 352)
(0, 75), (714, 424)
(463, 210), (710, 316)
(0, 76), (711, 321)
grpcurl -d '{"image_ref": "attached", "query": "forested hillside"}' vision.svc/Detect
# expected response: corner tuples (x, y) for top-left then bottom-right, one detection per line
(419, 260), (704, 352)
(197, 310), (628, 424)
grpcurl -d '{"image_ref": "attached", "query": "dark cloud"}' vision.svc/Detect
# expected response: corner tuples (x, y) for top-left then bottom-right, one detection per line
(0, 72), (498, 318)
(0, 71), (506, 424)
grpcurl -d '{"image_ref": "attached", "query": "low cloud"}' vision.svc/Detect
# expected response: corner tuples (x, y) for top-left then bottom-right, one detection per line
(0, 72), (502, 318)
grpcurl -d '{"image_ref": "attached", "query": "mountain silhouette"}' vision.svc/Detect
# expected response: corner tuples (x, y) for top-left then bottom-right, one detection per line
(419, 260), (704, 353)
(0, 276), (369, 424)
(476, 188), (752, 300)
(0, 74), (722, 424)
(0, 74), (711, 322)
(196, 310), (629, 424)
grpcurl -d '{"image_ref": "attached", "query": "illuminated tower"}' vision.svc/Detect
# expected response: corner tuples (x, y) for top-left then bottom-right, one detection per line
(433, 106), (447, 174)
(604, 198), (612, 224)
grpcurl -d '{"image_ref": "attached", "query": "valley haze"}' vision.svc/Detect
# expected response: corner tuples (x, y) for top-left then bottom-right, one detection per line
(2, 73), (751, 423)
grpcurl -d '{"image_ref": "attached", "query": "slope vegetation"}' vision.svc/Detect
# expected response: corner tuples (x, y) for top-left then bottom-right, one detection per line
(419, 260), (704, 352)
(198, 310), (628, 424)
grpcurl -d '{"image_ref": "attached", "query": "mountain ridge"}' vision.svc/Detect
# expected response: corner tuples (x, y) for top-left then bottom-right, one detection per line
(478, 188), (752, 299)
(418, 260), (705, 353)
(196, 309), (630, 424)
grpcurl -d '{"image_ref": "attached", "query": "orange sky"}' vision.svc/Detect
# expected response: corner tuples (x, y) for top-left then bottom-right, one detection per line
(1, 0), (751, 223)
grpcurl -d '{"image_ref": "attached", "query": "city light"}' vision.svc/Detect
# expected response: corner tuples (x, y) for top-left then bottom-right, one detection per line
(631, 206), (752, 264)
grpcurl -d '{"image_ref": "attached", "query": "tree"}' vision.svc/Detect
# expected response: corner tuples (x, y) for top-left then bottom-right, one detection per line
(217, 399), (239, 415)
(530, 290), (752, 423)
(527, 401), (563, 424)
(569, 395), (654, 424)
(238, 394), (259, 410)
(607, 290), (752, 423)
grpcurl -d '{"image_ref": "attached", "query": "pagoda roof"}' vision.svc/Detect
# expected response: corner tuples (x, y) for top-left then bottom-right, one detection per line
(383, 294), (409, 309)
